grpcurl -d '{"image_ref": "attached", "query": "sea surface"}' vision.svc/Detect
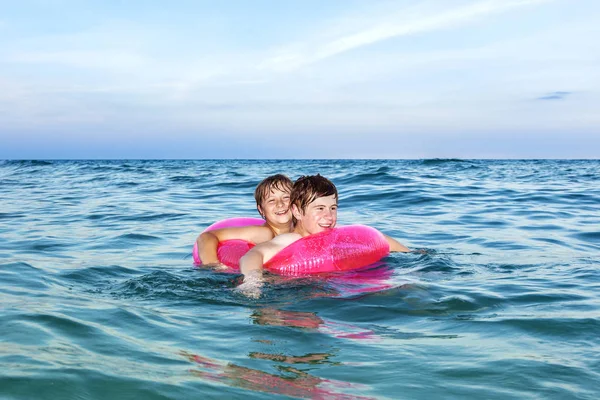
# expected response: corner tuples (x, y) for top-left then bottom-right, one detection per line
(0, 159), (599, 400)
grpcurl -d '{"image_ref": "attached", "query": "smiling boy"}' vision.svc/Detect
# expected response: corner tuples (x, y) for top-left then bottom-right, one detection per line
(195, 174), (293, 266)
(239, 175), (409, 286)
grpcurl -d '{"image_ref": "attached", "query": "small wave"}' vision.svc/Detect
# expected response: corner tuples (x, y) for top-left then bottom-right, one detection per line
(137, 187), (167, 194)
(107, 270), (240, 303)
(20, 313), (101, 339)
(87, 233), (162, 250)
(531, 237), (572, 248)
(17, 239), (73, 253)
(506, 292), (588, 305)
(87, 213), (187, 223)
(115, 181), (140, 188)
(86, 213), (117, 221)
(60, 265), (140, 283)
(213, 181), (255, 190)
(6, 160), (54, 166)
(130, 212), (187, 222)
(570, 231), (600, 243)
(0, 212), (26, 220)
(336, 172), (411, 186)
(485, 263), (536, 273)
(87, 165), (123, 172)
(0, 262), (49, 291)
(0, 261), (43, 273)
(431, 294), (481, 313)
(82, 176), (109, 183)
(342, 191), (400, 205)
(114, 233), (161, 241)
(492, 316), (600, 339)
(399, 252), (465, 276)
(344, 190), (443, 208)
(169, 175), (201, 183)
(422, 158), (468, 165)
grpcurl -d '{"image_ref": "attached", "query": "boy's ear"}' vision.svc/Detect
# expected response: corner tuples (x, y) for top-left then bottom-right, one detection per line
(257, 205), (265, 219)
(292, 204), (303, 220)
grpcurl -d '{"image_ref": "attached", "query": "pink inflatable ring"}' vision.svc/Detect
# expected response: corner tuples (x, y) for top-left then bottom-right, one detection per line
(193, 217), (390, 276)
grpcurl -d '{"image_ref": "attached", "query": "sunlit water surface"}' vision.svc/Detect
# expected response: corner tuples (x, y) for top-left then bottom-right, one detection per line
(1, 159), (599, 399)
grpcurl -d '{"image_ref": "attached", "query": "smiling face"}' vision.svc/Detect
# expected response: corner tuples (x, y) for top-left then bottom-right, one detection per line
(293, 194), (338, 235)
(254, 174), (293, 228)
(258, 187), (292, 226)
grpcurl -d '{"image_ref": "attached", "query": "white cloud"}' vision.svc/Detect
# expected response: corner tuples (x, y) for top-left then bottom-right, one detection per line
(1, 0), (598, 150)
(259, 0), (553, 72)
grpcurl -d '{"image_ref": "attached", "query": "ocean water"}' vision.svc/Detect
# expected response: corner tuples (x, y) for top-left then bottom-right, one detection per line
(0, 159), (599, 400)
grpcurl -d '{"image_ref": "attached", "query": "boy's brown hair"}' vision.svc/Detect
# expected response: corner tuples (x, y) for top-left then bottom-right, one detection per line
(254, 174), (293, 212)
(291, 175), (338, 223)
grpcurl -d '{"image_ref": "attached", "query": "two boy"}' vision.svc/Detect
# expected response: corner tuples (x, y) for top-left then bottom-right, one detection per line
(239, 175), (409, 295)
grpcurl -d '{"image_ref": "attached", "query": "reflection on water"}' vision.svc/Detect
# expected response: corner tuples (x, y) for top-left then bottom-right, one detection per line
(249, 351), (336, 365)
(181, 307), (380, 399)
(252, 308), (380, 341)
(183, 351), (375, 400)
(252, 308), (324, 329)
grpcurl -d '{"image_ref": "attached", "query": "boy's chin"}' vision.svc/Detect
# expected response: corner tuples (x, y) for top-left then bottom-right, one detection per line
(271, 216), (291, 224)
(311, 226), (334, 234)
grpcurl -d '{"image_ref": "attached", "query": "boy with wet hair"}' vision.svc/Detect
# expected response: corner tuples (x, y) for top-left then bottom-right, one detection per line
(239, 175), (409, 295)
(254, 174), (293, 220)
(196, 174), (293, 266)
(289, 174), (338, 224)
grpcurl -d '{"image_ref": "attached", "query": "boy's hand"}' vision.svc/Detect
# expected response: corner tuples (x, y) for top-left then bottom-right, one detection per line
(236, 270), (264, 299)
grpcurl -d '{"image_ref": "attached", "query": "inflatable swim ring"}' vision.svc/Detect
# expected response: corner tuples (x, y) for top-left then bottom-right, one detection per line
(264, 225), (390, 275)
(192, 217), (264, 266)
(193, 218), (390, 275)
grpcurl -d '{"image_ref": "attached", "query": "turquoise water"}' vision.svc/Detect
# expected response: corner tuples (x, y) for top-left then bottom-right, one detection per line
(1, 159), (599, 399)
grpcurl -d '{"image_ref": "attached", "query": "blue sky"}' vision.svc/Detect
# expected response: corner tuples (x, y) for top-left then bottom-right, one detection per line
(1, 0), (599, 159)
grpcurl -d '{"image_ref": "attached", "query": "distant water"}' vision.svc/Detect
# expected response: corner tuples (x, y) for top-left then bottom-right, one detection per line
(1, 159), (599, 400)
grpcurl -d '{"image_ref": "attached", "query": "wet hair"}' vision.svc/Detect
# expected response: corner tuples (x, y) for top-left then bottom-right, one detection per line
(291, 174), (338, 223)
(254, 174), (293, 212)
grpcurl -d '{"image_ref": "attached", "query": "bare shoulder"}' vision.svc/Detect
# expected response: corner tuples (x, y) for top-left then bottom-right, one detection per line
(270, 233), (302, 247)
(242, 225), (276, 242)
(258, 233), (302, 263)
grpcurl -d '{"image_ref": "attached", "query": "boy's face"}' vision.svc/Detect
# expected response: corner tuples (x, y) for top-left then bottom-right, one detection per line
(293, 194), (338, 235)
(258, 187), (292, 226)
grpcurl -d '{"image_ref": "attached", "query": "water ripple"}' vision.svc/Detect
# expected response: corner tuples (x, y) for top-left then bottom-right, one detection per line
(1, 159), (599, 399)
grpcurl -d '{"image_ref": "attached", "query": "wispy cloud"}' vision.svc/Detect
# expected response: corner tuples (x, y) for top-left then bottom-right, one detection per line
(260, 0), (553, 72)
(2, 0), (598, 159)
(537, 91), (572, 100)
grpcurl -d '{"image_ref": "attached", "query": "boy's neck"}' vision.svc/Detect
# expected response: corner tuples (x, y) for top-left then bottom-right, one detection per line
(267, 221), (293, 236)
(293, 223), (311, 237)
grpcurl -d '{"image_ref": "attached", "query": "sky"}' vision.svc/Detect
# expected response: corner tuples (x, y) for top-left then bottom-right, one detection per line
(0, 0), (599, 159)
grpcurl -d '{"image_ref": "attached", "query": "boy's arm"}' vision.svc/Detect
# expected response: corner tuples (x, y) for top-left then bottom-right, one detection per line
(239, 241), (277, 279)
(196, 231), (221, 264)
(196, 226), (272, 265)
(239, 233), (296, 279)
(237, 241), (281, 299)
(383, 234), (410, 252)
